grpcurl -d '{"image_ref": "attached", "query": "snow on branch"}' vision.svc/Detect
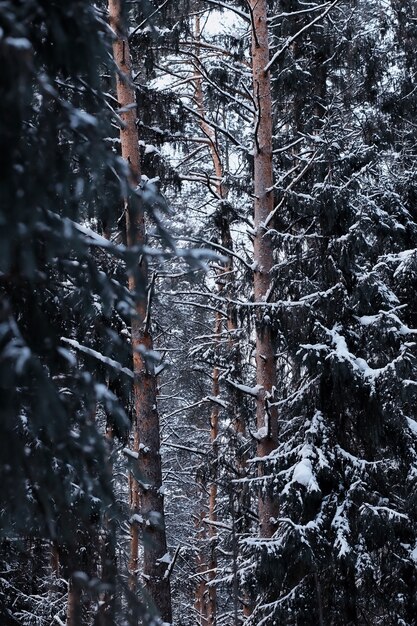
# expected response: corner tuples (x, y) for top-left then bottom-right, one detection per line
(332, 503), (351, 558)
(225, 379), (262, 397)
(60, 337), (134, 378)
(265, 0), (341, 72)
(201, 0), (250, 22)
(359, 504), (409, 522)
(326, 325), (410, 388)
(355, 308), (417, 336)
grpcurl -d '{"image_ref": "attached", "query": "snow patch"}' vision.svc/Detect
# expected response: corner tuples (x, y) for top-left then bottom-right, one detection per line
(292, 458), (313, 487)
(69, 108), (97, 129)
(157, 552), (171, 565)
(253, 426), (268, 441)
(5, 37), (31, 50)
(407, 418), (417, 436)
(226, 380), (262, 397)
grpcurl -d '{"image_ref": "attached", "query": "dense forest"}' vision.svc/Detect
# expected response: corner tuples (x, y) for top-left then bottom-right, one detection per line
(1, 0), (417, 624)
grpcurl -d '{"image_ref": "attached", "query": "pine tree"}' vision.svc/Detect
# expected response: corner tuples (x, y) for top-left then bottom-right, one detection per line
(108, 0), (173, 621)
(0, 1), (161, 624)
(243, 1), (417, 623)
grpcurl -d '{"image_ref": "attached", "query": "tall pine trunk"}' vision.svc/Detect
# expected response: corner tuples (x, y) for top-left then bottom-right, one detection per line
(193, 16), (223, 623)
(249, 0), (279, 539)
(193, 14), (253, 618)
(108, 1), (172, 622)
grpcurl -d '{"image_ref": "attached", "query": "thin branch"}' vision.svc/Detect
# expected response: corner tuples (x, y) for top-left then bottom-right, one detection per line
(129, 0), (173, 39)
(182, 103), (250, 153)
(162, 441), (207, 456)
(163, 545), (182, 579)
(264, 150), (318, 227)
(202, 0), (250, 23)
(265, 0), (341, 72)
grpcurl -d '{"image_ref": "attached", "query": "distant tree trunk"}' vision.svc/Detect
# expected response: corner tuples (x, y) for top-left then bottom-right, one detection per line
(249, 0), (279, 539)
(97, 425), (117, 626)
(193, 14), (254, 619)
(51, 542), (60, 577)
(207, 313), (220, 626)
(66, 577), (82, 626)
(129, 427), (140, 590)
(108, 1), (172, 622)
(193, 15), (224, 194)
(193, 16), (222, 624)
(194, 498), (209, 626)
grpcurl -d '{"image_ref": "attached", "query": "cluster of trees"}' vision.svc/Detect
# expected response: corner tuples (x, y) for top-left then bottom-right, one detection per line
(1, 0), (417, 624)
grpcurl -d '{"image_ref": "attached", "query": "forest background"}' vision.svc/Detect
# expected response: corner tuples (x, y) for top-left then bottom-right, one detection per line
(1, 0), (417, 625)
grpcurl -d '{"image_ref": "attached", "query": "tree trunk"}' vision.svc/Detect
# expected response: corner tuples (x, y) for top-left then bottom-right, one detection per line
(193, 14), (253, 618)
(193, 17), (222, 624)
(207, 314), (220, 626)
(129, 426), (140, 590)
(66, 577), (82, 626)
(194, 500), (209, 626)
(51, 541), (60, 578)
(108, 1), (172, 622)
(97, 425), (117, 626)
(193, 15), (225, 193)
(249, 0), (279, 539)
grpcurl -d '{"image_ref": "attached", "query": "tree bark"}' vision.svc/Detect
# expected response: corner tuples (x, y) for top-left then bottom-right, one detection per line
(97, 425), (117, 626)
(193, 14), (253, 619)
(129, 426), (140, 590)
(193, 15), (225, 194)
(207, 313), (220, 626)
(249, 0), (279, 539)
(193, 17), (222, 624)
(108, 1), (172, 622)
(51, 541), (60, 578)
(66, 577), (82, 626)
(194, 499), (209, 626)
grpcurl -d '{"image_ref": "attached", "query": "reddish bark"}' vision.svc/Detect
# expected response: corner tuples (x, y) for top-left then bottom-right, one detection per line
(193, 15), (225, 195)
(249, 0), (279, 539)
(128, 426), (140, 589)
(193, 17), (222, 624)
(207, 313), (220, 625)
(193, 13), (253, 619)
(108, 1), (172, 622)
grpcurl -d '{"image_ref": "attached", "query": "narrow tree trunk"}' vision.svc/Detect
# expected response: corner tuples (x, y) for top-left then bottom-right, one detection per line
(66, 577), (82, 626)
(194, 502), (209, 626)
(207, 314), (220, 625)
(193, 14), (254, 619)
(193, 15), (225, 193)
(51, 542), (60, 578)
(108, 1), (172, 622)
(137, 333), (172, 624)
(129, 426), (140, 590)
(98, 424), (117, 626)
(249, 0), (279, 539)
(193, 17), (222, 624)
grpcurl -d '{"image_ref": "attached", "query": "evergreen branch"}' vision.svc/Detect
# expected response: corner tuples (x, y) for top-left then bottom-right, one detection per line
(265, 0), (341, 72)
(61, 337), (134, 378)
(129, 0), (173, 39)
(201, 0), (250, 23)
(182, 103), (250, 153)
